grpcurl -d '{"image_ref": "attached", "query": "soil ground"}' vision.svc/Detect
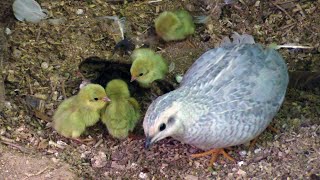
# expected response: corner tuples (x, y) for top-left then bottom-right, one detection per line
(0, 0), (320, 179)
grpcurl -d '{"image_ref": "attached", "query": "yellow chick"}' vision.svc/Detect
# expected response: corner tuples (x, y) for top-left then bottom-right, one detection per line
(101, 79), (140, 139)
(53, 84), (110, 138)
(130, 48), (169, 88)
(155, 10), (195, 41)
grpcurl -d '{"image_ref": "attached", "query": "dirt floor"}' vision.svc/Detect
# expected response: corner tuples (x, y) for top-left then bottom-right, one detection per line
(0, 0), (320, 179)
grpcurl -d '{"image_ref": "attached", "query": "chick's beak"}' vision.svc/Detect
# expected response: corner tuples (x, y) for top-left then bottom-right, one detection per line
(102, 96), (111, 102)
(144, 136), (153, 149)
(130, 76), (137, 82)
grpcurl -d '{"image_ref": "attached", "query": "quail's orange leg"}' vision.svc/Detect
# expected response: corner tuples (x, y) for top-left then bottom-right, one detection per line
(191, 148), (235, 167)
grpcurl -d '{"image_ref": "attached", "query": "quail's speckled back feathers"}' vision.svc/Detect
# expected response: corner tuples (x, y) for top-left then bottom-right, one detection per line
(143, 35), (289, 150)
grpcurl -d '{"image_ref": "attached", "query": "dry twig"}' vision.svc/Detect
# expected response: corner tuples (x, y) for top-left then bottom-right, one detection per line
(23, 167), (50, 180)
(0, 136), (30, 153)
(272, 2), (296, 22)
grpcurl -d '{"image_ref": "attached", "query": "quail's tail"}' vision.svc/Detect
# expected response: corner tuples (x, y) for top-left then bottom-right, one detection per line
(220, 32), (255, 47)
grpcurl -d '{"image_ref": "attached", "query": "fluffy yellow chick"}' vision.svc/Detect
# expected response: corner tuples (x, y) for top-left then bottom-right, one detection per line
(53, 84), (109, 138)
(130, 48), (169, 88)
(155, 10), (195, 41)
(101, 79), (140, 139)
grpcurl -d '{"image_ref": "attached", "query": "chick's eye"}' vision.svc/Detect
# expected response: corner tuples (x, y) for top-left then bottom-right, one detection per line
(139, 73), (143, 76)
(159, 123), (166, 131)
(94, 98), (99, 101)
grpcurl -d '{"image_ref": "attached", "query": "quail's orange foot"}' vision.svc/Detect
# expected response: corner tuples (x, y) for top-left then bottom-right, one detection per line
(191, 148), (235, 167)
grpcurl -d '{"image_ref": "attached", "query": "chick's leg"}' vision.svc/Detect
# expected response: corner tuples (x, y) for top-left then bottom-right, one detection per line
(191, 148), (235, 167)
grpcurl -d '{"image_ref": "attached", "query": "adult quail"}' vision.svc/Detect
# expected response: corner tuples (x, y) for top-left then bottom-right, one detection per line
(143, 33), (289, 166)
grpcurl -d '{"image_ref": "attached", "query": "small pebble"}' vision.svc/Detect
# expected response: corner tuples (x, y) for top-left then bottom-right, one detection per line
(48, 18), (66, 25)
(0, 128), (6, 135)
(104, 172), (111, 178)
(139, 172), (148, 179)
(185, 4), (195, 12)
(254, 1), (260, 6)
(52, 91), (58, 101)
(34, 93), (47, 100)
(5, 28), (12, 35)
(91, 151), (107, 168)
(130, 163), (138, 169)
(237, 161), (245, 166)
(4, 101), (12, 109)
(13, 48), (22, 58)
(239, 150), (247, 157)
(175, 74), (183, 83)
(254, 148), (261, 154)
(7, 70), (16, 82)
(41, 62), (49, 69)
(185, 174), (198, 180)
(169, 62), (175, 73)
(237, 169), (247, 176)
(232, 167), (237, 172)
(211, 171), (218, 176)
(80, 153), (86, 159)
(111, 161), (125, 170)
(51, 157), (59, 163)
(44, 173), (52, 178)
(34, 81), (40, 86)
(57, 140), (68, 147)
(76, 9), (84, 15)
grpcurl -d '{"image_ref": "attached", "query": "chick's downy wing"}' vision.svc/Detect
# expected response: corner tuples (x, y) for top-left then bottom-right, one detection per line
(53, 99), (86, 137)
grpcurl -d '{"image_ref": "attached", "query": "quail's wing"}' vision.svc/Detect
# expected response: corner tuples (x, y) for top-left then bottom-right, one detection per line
(180, 47), (221, 85)
(188, 44), (289, 104)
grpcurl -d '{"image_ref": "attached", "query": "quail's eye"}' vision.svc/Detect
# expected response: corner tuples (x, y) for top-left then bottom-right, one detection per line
(94, 98), (99, 101)
(83, 70), (87, 74)
(159, 123), (166, 131)
(139, 73), (144, 76)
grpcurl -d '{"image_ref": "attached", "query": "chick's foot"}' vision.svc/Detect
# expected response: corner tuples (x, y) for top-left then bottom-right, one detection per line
(191, 148), (235, 167)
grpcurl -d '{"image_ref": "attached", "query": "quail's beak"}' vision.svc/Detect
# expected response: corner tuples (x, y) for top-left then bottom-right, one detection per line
(130, 76), (137, 82)
(102, 96), (111, 102)
(144, 136), (153, 149)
